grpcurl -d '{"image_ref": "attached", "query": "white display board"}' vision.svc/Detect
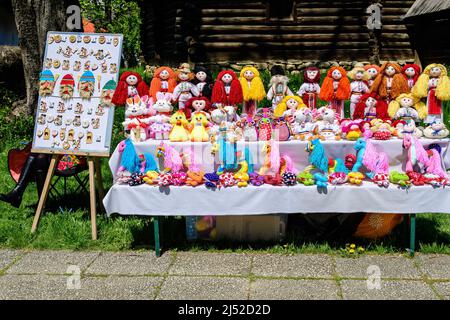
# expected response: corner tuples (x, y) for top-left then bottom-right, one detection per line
(31, 31), (123, 156)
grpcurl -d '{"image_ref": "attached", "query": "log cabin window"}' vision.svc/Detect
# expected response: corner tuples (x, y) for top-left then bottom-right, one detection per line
(267, 0), (296, 22)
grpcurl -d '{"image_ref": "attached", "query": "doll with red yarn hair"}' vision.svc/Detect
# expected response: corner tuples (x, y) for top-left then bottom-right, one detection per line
(184, 96), (211, 120)
(149, 66), (177, 101)
(319, 66), (351, 119)
(364, 64), (380, 88)
(211, 70), (243, 107)
(111, 71), (149, 106)
(352, 92), (389, 121)
(402, 64), (421, 90)
(370, 62), (409, 104)
(297, 66), (321, 109)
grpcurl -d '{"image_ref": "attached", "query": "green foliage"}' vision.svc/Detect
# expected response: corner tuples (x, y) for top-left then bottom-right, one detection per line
(79, 0), (142, 66)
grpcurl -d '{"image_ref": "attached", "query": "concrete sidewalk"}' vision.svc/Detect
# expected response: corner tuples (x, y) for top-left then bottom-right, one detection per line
(0, 249), (449, 300)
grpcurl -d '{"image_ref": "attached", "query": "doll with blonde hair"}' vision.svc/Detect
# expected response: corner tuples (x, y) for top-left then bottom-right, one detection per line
(274, 95), (307, 118)
(348, 63), (370, 118)
(388, 93), (427, 122)
(239, 66), (266, 117)
(412, 64), (450, 124)
(370, 62), (409, 104)
(149, 66), (177, 101)
(319, 66), (351, 119)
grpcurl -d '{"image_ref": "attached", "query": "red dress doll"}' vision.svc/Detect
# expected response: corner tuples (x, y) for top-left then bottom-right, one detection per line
(297, 66), (321, 109)
(402, 64), (421, 90)
(319, 66), (351, 119)
(184, 96), (211, 120)
(111, 71), (149, 106)
(211, 70), (243, 107)
(352, 92), (389, 121)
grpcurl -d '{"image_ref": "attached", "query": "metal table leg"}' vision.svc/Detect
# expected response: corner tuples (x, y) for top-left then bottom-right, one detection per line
(409, 214), (416, 257)
(154, 217), (161, 257)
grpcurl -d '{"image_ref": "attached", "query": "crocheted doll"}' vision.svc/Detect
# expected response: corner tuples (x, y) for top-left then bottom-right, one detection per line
(319, 66), (351, 119)
(184, 96), (211, 120)
(388, 93), (427, 122)
(211, 70), (243, 107)
(149, 66), (177, 101)
(297, 66), (321, 109)
(274, 95), (307, 118)
(352, 92), (389, 121)
(402, 64), (421, 90)
(395, 119), (423, 139)
(412, 64), (450, 124)
(370, 62), (409, 104)
(149, 92), (173, 140)
(239, 66), (266, 117)
(173, 63), (200, 110)
(267, 65), (293, 109)
(190, 111), (209, 142)
(348, 63), (370, 118)
(423, 119), (450, 139)
(364, 64), (380, 88)
(191, 66), (213, 99)
(291, 107), (315, 140)
(169, 110), (190, 142)
(112, 71), (149, 106)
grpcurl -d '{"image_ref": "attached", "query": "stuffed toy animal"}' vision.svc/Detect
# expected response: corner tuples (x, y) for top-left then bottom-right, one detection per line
(395, 119), (423, 139)
(305, 138), (329, 190)
(149, 66), (177, 101)
(173, 63), (200, 110)
(234, 160), (250, 187)
(190, 111), (209, 142)
(352, 92), (389, 121)
(156, 142), (183, 173)
(274, 95), (307, 118)
(204, 172), (220, 189)
(389, 171), (411, 188)
(291, 107), (315, 140)
(249, 172), (264, 186)
(122, 96), (152, 142)
(370, 62), (409, 104)
(348, 63), (370, 118)
(423, 120), (450, 139)
(314, 106), (341, 140)
(169, 110), (190, 142)
(348, 172), (365, 185)
(364, 64), (380, 88)
(402, 133), (430, 173)
(254, 108), (273, 141)
(116, 139), (157, 183)
(236, 116), (258, 142)
(351, 138), (389, 185)
(297, 171), (315, 186)
(267, 65), (293, 109)
(340, 119), (365, 141)
(297, 66), (321, 109)
(388, 93), (427, 122)
(239, 66), (266, 116)
(191, 66), (213, 99)
(412, 64), (450, 124)
(209, 107), (228, 138)
(184, 96), (211, 120)
(319, 66), (351, 119)
(112, 71), (149, 106)
(211, 70), (243, 107)
(212, 125), (239, 174)
(143, 170), (159, 185)
(149, 92), (173, 140)
(219, 172), (236, 188)
(259, 140), (295, 176)
(401, 64), (421, 90)
(424, 144), (450, 183)
(272, 117), (291, 141)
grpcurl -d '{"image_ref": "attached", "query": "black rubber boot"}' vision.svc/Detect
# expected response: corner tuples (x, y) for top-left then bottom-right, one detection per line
(0, 154), (36, 208)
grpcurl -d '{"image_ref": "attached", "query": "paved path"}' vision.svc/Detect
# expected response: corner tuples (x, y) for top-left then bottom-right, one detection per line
(0, 249), (449, 300)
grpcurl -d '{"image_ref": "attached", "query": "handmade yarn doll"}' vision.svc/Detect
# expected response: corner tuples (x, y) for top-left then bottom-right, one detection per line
(184, 96), (211, 120)
(122, 96), (152, 142)
(172, 63), (200, 110)
(412, 64), (450, 124)
(352, 92), (389, 121)
(388, 93), (427, 122)
(169, 110), (190, 142)
(364, 64), (380, 88)
(149, 66), (177, 101)
(370, 62), (409, 104)
(211, 70), (243, 107)
(112, 71), (149, 106)
(274, 95), (307, 118)
(190, 111), (209, 142)
(402, 64), (421, 90)
(292, 107), (315, 140)
(267, 65), (293, 109)
(297, 66), (321, 109)
(423, 119), (450, 139)
(239, 66), (266, 116)
(149, 92), (173, 140)
(191, 66), (213, 99)
(319, 66), (351, 119)
(395, 119), (423, 139)
(348, 63), (370, 118)
(314, 106), (342, 140)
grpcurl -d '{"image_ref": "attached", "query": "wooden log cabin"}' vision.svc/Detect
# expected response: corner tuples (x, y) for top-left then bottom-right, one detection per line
(139, 0), (416, 64)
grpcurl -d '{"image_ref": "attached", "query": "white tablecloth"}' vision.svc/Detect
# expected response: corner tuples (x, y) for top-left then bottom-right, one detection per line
(104, 138), (450, 216)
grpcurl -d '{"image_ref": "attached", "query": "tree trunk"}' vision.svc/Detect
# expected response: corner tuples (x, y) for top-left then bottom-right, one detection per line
(11, 0), (80, 116)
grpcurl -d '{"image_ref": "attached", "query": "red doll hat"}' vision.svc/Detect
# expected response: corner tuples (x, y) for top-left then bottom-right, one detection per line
(211, 70), (243, 105)
(112, 71), (149, 106)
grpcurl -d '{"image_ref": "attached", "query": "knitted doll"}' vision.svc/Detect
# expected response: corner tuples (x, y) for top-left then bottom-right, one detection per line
(370, 62), (409, 104)
(297, 66), (321, 109)
(402, 64), (421, 90)
(364, 64), (380, 88)
(184, 96), (211, 120)
(319, 66), (351, 119)
(274, 95), (307, 119)
(191, 66), (213, 99)
(112, 71), (149, 106)
(388, 93), (427, 122)
(239, 66), (266, 117)
(211, 70), (243, 107)
(149, 66), (177, 101)
(173, 63), (200, 110)
(267, 65), (293, 109)
(348, 63), (370, 118)
(412, 64), (450, 124)
(352, 92), (389, 121)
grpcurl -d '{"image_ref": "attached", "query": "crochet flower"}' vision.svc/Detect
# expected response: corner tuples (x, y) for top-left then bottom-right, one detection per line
(219, 172), (236, 188)
(204, 172), (220, 189)
(264, 173), (282, 186)
(172, 172), (187, 186)
(282, 172), (297, 186)
(128, 173), (145, 186)
(158, 172), (173, 187)
(249, 172), (264, 186)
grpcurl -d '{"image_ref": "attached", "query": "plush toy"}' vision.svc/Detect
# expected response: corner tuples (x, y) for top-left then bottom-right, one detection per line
(297, 171), (315, 186)
(149, 92), (173, 140)
(143, 170), (159, 185)
(407, 171), (426, 186)
(254, 108), (273, 141)
(239, 66), (266, 116)
(348, 172), (365, 185)
(272, 117), (291, 141)
(305, 138), (329, 190)
(156, 142), (183, 173)
(370, 62), (409, 104)
(122, 96), (152, 142)
(291, 107), (315, 140)
(149, 66), (177, 101)
(212, 125), (239, 174)
(204, 172), (220, 189)
(282, 172), (297, 186)
(425, 144), (450, 182)
(236, 116), (258, 142)
(173, 63), (200, 110)
(423, 120), (450, 139)
(340, 119), (365, 141)
(190, 111), (209, 142)
(401, 64), (421, 90)
(219, 172), (236, 188)
(314, 106), (342, 140)
(370, 119), (394, 140)
(352, 92), (389, 121)
(403, 133), (430, 172)
(297, 66), (321, 109)
(169, 110), (190, 142)
(351, 138), (389, 185)
(389, 171), (411, 188)
(191, 66), (213, 99)
(211, 70), (243, 107)
(348, 63), (370, 118)
(395, 119), (423, 139)
(364, 64), (380, 88)
(267, 65), (293, 109)
(274, 95), (307, 118)
(249, 172), (264, 186)
(234, 160), (250, 187)
(116, 139), (157, 183)
(112, 71), (149, 106)
(319, 66), (351, 119)
(186, 171), (204, 187)
(264, 173), (283, 186)
(388, 93), (427, 122)
(412, 64), (450, 124)
(258, 140), (296, 176)
(184, 96), (211, 120)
